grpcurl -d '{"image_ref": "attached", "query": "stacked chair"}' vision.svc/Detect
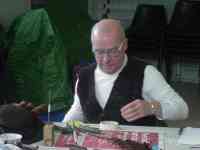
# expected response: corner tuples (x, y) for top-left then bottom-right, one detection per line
(0, 24), (5, 73)
(126, 4), (167, 71)
(164, 0), (200, 81)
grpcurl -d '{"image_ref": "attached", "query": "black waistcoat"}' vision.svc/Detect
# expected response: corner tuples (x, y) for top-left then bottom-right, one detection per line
(77, 58), (157, 126)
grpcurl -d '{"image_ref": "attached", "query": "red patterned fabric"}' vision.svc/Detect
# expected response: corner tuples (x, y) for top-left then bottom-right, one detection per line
(55, 130), (158, 150)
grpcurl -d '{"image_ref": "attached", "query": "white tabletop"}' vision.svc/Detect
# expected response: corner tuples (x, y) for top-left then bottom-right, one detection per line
(36, 125), (195, 150)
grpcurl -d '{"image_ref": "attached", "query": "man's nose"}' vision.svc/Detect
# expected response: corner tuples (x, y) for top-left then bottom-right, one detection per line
(102, 53), (110, 63)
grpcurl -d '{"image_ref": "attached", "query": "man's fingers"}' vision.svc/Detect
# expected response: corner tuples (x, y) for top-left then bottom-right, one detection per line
(26, 102), (34, 108)
(120, 100), (152, 122)
(121, 110), (144, 122)
(31, 104), (47, 114)
(120, 99), (140, 112)
(126, 113), (144, 122)
(121, 109), (139, 119)
(18, 100), (27, 106)
(121, 104), (139, 116)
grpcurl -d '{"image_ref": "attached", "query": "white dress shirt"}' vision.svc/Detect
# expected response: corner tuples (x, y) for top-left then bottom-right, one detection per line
(63, 55), (189, 122)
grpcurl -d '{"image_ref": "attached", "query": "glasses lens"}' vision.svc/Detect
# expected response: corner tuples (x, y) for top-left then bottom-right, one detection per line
(94, 40), (124, 57)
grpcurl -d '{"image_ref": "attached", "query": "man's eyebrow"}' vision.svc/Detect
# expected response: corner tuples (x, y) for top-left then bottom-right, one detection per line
(94, 47), (117, 51)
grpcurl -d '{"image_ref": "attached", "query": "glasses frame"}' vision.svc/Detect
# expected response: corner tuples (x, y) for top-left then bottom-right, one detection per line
(93, 40), (125, 58)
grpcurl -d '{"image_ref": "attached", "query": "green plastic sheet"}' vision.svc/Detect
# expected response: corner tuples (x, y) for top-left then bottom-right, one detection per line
(7, 9), (72, 109)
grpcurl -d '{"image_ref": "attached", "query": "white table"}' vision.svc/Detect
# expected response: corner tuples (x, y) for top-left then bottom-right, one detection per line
(36, 125), (195, 150)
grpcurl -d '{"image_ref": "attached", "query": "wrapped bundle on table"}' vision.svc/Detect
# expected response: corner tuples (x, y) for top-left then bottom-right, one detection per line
(54, 121), (159, 150)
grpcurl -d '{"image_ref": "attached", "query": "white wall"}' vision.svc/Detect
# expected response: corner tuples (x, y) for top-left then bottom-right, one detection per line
(88, 0), (177, 29)
(0, 0), (30, 29)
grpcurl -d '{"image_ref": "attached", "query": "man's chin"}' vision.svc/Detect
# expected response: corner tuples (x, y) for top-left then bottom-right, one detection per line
(102, 67), (116, 74)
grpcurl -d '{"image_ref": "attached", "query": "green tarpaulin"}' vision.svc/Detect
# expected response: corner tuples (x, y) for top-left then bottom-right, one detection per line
(7, 9), (72, 110)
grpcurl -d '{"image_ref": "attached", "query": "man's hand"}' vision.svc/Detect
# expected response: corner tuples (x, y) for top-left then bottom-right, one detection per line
(31, 104), (47, 114)
(13, 100), (34, 110)
(13, 101), (47, 114)
(120, 99), (153, 122)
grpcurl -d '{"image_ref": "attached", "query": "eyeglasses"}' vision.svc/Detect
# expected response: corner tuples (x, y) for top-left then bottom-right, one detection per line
(93, 40), (124, 58)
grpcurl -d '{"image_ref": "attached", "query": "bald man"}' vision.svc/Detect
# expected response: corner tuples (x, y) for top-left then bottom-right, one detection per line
(63, 19), (189, 126)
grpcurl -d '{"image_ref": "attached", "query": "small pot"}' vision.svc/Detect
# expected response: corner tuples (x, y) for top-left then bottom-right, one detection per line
(0, 133), (22, 145)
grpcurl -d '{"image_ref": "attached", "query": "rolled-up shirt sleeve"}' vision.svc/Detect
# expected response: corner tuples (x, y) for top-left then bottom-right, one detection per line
(62, 79), (84, 122)
(142, 65), (189, 120)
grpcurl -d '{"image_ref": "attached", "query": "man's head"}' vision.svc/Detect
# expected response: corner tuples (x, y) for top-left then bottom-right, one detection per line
(91, 19), (128, 74)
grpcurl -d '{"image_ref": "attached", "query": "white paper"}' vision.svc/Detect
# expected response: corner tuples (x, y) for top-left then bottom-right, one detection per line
(178, 127), (200, 146)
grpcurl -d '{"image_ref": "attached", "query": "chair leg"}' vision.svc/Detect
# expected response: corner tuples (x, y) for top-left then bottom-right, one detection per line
(158, 34), (165, 74)
(198, 63), (200, 85)
(166, 55), (172, 83)
(158, 47), (163, 72)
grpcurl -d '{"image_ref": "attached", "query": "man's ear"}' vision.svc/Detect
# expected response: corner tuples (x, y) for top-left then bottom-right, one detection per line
(123, 38), (128, 52)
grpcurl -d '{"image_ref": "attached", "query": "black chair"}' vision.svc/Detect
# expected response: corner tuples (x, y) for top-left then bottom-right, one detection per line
(168, 0), (200, 35)
(126, 4), (167, 71)
(164, 0), (200, 82)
